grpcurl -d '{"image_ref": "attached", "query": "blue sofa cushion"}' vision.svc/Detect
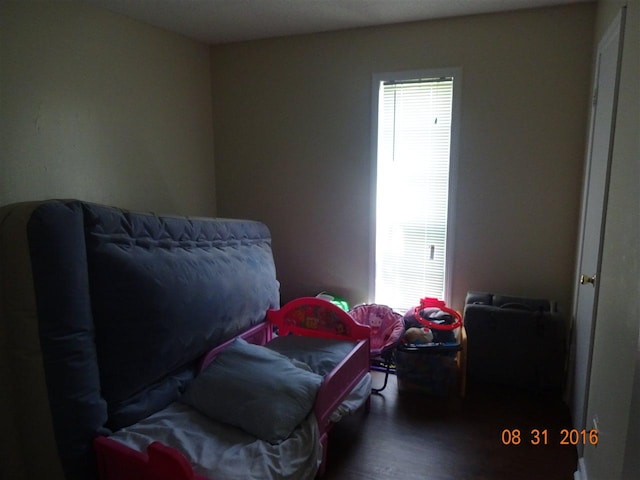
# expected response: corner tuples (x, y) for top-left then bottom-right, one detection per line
(27, 202), (109, 480)
(83, 203), (280, 430)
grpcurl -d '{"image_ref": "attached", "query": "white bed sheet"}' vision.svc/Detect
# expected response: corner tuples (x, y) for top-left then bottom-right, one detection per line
(109, 373), (371, 480)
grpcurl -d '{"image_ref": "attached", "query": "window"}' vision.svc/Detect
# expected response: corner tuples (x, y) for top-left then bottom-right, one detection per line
(371, 70), (459, 311)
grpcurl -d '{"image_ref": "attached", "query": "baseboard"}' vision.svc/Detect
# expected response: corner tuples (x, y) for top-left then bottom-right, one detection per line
(574, 457), (587, 480)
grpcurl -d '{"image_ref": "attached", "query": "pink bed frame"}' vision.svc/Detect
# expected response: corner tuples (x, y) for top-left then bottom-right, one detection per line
(94, 297), (371, 479)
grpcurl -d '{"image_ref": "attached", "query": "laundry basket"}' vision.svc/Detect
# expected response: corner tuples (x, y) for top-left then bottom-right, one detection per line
(397, 297), (466, 396)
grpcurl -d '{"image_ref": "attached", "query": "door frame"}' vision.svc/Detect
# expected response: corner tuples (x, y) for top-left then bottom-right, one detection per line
(570, 6), (626, 435)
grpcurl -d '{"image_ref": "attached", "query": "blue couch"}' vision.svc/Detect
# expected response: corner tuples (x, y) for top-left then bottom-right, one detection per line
(0, 200), (280, 480)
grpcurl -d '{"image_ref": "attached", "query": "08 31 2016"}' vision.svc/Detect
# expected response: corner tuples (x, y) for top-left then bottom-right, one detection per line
(500, 428), (599, 446)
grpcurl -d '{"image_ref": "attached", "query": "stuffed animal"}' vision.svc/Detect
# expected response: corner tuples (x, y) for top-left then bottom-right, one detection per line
(402, 327), (434, 345)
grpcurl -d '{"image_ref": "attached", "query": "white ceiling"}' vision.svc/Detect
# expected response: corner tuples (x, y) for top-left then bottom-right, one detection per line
(83, 0), (593, 45)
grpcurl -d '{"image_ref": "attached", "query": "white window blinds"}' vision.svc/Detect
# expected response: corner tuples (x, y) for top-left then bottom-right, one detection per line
(374, 77), (454, 310)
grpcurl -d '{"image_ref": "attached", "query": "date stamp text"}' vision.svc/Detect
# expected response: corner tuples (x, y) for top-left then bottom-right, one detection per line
(501, 428), (599, 446)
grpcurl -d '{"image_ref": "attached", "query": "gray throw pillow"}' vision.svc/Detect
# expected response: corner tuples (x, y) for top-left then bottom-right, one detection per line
(181, 338), (322, 444)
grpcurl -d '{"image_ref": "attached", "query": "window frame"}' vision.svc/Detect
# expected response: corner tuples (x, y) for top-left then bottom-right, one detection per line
(369, 68), (462, 308)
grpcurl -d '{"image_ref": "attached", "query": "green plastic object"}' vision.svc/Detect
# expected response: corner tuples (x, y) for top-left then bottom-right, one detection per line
(315, 292), (349, 311)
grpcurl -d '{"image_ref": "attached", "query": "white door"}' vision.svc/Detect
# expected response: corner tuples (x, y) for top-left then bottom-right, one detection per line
(572, 8), (625, 438)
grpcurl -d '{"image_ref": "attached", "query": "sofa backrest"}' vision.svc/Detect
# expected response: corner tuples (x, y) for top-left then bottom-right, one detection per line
(464, 291), (556, 312)
(0, 200), (280, 480)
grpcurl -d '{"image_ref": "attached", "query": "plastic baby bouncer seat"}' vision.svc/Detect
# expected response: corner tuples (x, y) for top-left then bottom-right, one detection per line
(349, 304), (404, 393)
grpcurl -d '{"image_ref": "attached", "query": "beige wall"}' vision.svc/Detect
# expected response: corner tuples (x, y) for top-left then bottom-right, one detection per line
(211, 4), (596, 312)
(4, 1), (636, 478)
(0, 2), (216, 216)
(580, 1), (640, 479)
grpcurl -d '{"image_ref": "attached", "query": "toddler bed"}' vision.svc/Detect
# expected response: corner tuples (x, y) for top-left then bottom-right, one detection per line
(0, 200), (371, 480)
(95, 298), (372, 480)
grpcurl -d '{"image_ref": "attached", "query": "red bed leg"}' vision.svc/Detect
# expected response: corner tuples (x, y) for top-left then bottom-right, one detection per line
(94, 436), (207, 480)
(147, 441), (197, 480)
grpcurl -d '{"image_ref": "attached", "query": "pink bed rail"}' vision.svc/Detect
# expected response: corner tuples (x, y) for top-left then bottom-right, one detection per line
(95, 297), (371, 480)
(313, 338), (369, 476)
(197, 321), (273, 371)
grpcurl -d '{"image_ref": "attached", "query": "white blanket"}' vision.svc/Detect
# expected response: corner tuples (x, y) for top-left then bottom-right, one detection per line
(109, 373), (371, 480)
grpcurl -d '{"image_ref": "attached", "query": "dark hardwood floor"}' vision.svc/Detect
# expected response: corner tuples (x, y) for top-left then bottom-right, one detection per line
(323, 371), (577, 480)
